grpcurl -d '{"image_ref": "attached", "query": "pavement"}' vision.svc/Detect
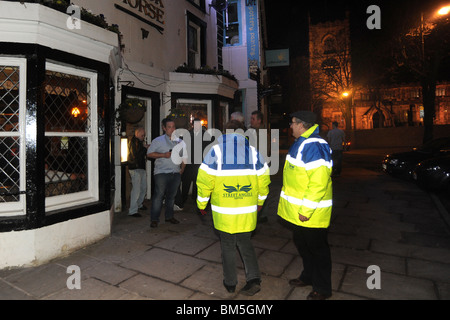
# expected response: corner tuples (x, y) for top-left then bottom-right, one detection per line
(1, 149), (450, 301)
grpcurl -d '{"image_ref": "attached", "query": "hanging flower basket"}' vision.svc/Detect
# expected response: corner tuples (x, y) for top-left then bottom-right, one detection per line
(116, 98), (145, 124)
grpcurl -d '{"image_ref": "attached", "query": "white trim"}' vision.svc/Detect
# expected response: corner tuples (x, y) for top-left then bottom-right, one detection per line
(44, 62), (99, 212)
(197, 195), (210, 202)
(0, 57), (27, 216)
(280, 191), (332, 209)
(211, 204), (257, 214)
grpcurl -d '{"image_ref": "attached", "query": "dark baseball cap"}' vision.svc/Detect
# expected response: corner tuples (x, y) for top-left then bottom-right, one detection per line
(290, 110), (317, 124)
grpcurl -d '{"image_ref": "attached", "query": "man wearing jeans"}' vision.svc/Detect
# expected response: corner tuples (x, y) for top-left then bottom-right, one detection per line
(127, 127), (149, 217)
(147, 117), (187, 228)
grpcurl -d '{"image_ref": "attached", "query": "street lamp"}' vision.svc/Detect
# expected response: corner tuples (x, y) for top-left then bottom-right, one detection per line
(341, 91), (355, 130)
(437, 6), (450, 16)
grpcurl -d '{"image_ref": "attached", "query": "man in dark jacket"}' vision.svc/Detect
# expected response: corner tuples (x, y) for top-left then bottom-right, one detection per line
(175, 118), (209, 208)
(127, 126), (149, 217)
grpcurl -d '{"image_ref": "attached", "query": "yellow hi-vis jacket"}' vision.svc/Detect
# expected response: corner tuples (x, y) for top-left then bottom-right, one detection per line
(277, 125), (333, 228)
(196, 133), (271, 234)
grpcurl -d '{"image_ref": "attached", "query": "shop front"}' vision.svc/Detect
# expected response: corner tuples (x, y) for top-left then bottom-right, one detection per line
(0, 2), (119, 269)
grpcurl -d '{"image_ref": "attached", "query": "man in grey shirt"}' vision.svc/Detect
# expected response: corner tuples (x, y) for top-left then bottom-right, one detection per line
(326, 121), (345, 176)
(147, 117), (187, 228)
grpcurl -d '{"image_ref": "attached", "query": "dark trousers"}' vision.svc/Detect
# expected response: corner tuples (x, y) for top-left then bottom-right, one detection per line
(331, 150), (343, 175)
(217, 230), (261, 286)
(175, 164), (199, 206)
(292, 225), (332, 296)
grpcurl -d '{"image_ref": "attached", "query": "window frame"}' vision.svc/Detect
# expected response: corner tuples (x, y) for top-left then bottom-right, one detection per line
(44, 62), (99, 212)
(0, 57), (27, 217)
(186, 11), (207, 69)
(223, 0), (242, 46)
(186, 0), (206, 12)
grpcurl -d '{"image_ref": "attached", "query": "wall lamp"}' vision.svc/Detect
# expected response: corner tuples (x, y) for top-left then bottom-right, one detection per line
(120, 132), (128, 163)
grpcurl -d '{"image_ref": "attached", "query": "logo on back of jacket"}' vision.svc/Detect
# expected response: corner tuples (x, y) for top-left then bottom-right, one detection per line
(223, 183), (253, 199)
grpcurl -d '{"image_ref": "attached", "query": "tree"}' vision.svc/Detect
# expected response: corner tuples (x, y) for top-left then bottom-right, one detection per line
(391, 9), (450, 143)
(309, 19), (353, 130)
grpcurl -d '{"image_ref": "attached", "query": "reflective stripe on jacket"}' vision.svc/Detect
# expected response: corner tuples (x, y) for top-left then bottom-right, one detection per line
(196, 133), (271, 234)
(277, 125), (333, 228)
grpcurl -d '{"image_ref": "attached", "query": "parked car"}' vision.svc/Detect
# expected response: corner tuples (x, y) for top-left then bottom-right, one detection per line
(412, 154), (450, 192)
(382, 137), (450, 178)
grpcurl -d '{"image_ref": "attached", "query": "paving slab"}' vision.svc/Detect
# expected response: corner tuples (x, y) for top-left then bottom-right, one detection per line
(331, 247), (406, 274)
(45, 278), (138, 300)
(371, 239), (450, 264)
(119, 274), (193, 300)
(154, 234), (217, 256)
(341, 266), (437, 300)
(82, 261), (138, 285)
(120, 247), (206, 283)
(3, 264), (67, 299)
(258, 250), (294, 277)
(181, 263), (238, 299)
(0, 279), (34, 300)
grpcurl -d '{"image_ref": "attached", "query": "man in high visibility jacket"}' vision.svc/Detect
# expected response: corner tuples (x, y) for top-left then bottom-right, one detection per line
(196, 120), (271, 296)
(277, 110), (333, 300)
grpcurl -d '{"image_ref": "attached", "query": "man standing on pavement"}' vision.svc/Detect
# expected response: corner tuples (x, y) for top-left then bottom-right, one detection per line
(277, 111), (333, 300)
(175, 118), (208, 209)
(327, 121), (345, 176)
(127, 126), (149, 217)
(147, 117), (187, 228)
(196, 120), (271, 296)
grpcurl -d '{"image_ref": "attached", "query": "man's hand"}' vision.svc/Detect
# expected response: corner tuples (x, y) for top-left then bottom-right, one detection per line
(257, 205), (263, 212)
(199, 209), (207, 216)
(299, 213), (309, 222)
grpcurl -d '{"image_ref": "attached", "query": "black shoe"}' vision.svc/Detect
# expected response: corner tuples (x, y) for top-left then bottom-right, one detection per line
(150, 221), (158, 228)
(239, 279), (261, 296)
(139, 205), (148, 211)
(289, 278), (311, 287)
(129, 213), (142, 218)
(223, 281), (236, 293)
(307, 291), (332, 300)
(165, 218), (180, 224)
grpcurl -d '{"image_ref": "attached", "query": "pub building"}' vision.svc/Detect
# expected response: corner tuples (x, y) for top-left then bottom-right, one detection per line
(0, 0), (266, 268)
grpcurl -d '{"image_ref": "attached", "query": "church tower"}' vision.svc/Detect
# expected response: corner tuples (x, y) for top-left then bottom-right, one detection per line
(308, 13), (353, 130)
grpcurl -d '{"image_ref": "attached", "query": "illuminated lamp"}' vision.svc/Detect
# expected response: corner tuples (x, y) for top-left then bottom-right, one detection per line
(121, 133), (128, 163)
(71, 106), (81, 117)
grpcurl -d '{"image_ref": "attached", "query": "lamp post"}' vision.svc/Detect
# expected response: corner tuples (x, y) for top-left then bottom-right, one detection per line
(417, 4), (450, 141)
(342, 91), (355, 130)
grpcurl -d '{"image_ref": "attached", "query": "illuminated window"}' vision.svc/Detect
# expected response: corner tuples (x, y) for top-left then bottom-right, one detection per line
(44, 63), (98, 211)
(0, 59), (25, 216)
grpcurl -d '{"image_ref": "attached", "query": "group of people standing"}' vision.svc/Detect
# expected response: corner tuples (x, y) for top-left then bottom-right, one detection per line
(125, 109), (345, 300)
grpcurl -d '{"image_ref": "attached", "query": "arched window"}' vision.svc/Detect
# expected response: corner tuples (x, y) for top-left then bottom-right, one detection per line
(323, 36), (337, 54)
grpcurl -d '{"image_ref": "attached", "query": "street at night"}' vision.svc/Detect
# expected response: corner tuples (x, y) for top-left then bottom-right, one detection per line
(1, 149), (449, 301)
(1, 0), (450, 305)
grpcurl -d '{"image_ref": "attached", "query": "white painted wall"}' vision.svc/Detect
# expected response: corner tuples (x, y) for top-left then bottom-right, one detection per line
(0, 211), (111, 269)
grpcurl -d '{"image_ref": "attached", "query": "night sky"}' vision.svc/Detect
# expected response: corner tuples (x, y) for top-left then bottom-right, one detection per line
(264, 0), (450, 82)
